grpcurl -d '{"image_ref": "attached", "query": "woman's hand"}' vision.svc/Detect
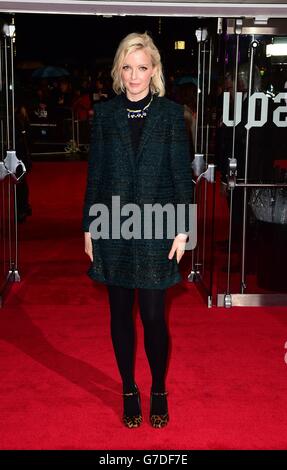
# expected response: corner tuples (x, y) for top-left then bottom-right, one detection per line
(84, 232), (93, 262)
(168, 233), (188, 264)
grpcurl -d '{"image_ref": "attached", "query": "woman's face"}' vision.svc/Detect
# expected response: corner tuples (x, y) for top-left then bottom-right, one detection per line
(121, 48), (156, 101)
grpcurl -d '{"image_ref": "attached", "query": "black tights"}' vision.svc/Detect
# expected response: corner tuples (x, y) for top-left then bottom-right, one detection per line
(107, 285), (168, 393)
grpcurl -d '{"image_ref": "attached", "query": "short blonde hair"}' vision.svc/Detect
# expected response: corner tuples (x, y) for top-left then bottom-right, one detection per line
(111, 32), (165, 97)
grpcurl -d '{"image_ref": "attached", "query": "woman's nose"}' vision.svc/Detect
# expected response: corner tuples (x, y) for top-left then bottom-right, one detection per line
(131, 68), (137, 80)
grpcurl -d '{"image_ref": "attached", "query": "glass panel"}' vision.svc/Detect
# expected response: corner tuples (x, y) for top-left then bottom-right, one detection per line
(0, 30), (17, 304)
(183, 30), (218, 304)
(215, 24), (287, 298)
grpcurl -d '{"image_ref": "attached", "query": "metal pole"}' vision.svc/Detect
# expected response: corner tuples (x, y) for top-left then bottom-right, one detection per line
(201, 37), (213, 278)
(231, 35), (240, 160)
(4, 36), (10, 148)
(200, 40), (206, 154)
(205, 37), (213, 163)
(10, 36), (15, 149)
(2, 179), (7, 273)
(226, 33), (240, 295)
(241, 37), (256, 293)
(0, 38), (4, 159)
(196, 35), (210, 277)
(195, 36), (205, 274)
(1, 120), (4, 163)
(227, 187), (234, 293)
(235, 182), (287, 188)
(13, 182), (19, 273)
(3, 35), (13, 270)
(189, 33), (202, 281)
(0, 37), (3, 94)
(189, 182), (197, 281)
(9, 32), (18, 271)
(194, 41), (201, 154)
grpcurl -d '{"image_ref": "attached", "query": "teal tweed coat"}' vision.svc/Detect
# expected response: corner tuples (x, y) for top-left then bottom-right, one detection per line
(83, 93), (193, 289)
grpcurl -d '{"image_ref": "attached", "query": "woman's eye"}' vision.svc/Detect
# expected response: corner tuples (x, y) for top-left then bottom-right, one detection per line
(139, 67), (148, 71)
(122, 65), (130, 70)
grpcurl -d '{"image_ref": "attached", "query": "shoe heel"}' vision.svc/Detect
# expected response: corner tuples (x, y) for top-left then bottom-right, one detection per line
(150, 391), (169, 429)
(122, 385), (143, 429)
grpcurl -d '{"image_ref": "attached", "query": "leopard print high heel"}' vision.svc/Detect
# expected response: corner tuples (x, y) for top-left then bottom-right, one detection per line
(150, 391), (169, 428)
(122, 385), (143, 429)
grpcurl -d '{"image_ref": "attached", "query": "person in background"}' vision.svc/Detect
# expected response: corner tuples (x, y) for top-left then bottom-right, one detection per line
(15, 103), (32, 223)
(176, 81), (197, 156)
(72, 86), (92, 121)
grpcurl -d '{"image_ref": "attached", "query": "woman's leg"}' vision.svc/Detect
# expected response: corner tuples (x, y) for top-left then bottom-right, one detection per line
(138, 288), (168, 393)
(107, 285), (142, 427)
(107, 285), (136, 392)
(138, 288), (169, 426)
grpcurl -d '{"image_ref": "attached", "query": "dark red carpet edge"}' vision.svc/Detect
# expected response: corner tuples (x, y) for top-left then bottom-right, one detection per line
(1, 161), (287, 450)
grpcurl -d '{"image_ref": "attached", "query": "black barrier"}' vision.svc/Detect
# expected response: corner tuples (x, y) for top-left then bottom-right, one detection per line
(0, 450), (287, 467)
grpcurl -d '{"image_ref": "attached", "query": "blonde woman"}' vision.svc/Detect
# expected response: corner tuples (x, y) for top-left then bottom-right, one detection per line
(83, 32), (193, 429)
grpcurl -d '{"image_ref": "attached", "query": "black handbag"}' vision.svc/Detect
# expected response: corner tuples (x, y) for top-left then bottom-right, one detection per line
(249, 187), (287, 224)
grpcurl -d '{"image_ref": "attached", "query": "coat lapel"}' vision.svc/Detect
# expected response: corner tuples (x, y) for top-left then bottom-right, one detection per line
(136, 94), (162, 166)
(114, 95), (135, 172)
(114, 94), (164, 171)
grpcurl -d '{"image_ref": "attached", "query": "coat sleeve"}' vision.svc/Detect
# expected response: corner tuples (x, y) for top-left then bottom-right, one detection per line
(82, 103), (103, 232)
(169, 104), (194, 236)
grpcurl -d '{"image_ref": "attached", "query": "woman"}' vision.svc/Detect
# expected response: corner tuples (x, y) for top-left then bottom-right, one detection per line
(176, 81), (198, 155)
(83, 32), (193, 429)
(15, 103), (33, 223)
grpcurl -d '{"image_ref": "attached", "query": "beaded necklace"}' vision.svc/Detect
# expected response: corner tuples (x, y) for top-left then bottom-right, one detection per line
(126, 95), (153, 119)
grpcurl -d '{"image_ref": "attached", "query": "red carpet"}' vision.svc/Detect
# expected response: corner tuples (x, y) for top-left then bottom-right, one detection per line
(1, 161), (287, 449)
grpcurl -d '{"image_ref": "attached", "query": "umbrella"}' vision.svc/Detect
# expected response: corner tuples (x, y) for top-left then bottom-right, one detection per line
(32, 66), (70, 78)
(174, 75), (198, 86)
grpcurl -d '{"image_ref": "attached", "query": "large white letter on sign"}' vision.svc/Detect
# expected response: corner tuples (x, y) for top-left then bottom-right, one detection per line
(245, 92), (268, 130)
(273, 93), (287, 128)
(223, 92), (242, 127)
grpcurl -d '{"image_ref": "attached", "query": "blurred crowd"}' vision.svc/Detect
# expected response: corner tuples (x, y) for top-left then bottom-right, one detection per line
(23, 69), (114, 123)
